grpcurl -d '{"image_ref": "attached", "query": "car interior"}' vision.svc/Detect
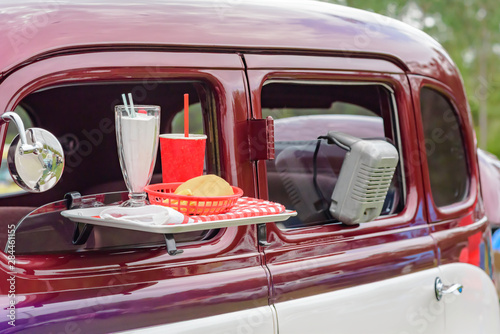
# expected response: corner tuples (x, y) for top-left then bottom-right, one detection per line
(261, 82), (403, 228)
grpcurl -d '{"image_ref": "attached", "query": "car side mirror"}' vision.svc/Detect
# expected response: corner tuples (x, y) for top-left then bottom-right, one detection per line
(325, 131), (399, 225)
(1, 111), (65, 192)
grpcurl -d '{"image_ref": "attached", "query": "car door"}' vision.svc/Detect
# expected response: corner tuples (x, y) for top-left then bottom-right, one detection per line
(245, 54), (446, 334)
(409, 75), (500, 333)
(0, 51), (275, 333)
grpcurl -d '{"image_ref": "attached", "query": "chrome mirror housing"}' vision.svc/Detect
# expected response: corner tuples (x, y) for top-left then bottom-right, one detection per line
(1, 111), (65, 193)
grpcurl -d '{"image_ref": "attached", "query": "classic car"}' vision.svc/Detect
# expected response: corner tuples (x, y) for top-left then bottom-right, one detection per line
(1, 0), (499, 333)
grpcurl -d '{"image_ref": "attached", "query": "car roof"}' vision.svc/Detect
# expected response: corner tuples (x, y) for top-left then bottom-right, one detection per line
(0, 0), (461, 88)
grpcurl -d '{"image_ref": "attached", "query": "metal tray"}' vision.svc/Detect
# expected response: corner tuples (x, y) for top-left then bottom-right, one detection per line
(61, 206), (296, 234)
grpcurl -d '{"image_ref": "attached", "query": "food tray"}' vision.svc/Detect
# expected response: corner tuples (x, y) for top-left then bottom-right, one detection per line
(145, 183), (243, 215)
(60, 205), (296, 234)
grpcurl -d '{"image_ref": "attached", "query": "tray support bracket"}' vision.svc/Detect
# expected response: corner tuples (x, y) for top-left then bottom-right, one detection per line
(164, 234), (184, 256)
(65, 191), (94, 245)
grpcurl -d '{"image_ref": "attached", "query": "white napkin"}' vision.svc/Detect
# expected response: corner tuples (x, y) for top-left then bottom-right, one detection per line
(100, 205), (192, 225)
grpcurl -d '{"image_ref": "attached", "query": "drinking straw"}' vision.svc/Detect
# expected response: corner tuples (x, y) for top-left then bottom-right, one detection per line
(121, 94), (130, 116)
(184, 93), (189, 138)
(128, 93), (136, 118)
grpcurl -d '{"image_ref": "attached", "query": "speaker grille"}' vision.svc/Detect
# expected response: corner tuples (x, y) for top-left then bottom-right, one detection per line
(351, 164), (396, 203)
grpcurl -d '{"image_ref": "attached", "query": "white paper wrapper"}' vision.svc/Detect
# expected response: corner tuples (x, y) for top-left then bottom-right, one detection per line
(100, 205), (192, 225)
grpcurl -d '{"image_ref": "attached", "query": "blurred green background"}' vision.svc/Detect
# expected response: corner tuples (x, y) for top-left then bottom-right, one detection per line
(322, 0), (500, 157)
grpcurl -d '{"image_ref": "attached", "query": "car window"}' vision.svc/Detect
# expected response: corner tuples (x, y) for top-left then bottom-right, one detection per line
(419, 87), (469, 207)
(262, 82), (403, 228)
(0, 105), (33, 197)
(5, 81), (220, 254)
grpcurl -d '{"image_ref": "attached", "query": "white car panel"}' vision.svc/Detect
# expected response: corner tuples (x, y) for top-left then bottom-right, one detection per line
(440, 262), (500, 334)
(117, 305), (277, 334)
(274, 267), (445, 334)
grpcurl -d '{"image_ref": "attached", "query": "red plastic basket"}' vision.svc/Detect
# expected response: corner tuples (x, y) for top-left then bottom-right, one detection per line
(145, 182), (243, 215)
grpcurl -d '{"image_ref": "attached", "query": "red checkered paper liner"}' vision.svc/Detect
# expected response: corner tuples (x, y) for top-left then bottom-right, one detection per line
(189, 197), (286, 223)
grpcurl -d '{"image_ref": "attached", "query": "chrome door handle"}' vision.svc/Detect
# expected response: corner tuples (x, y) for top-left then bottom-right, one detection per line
(435, 277), (463, 301)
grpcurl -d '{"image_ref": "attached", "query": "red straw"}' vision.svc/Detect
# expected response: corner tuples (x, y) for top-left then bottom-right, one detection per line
(184, 93), (189, 138)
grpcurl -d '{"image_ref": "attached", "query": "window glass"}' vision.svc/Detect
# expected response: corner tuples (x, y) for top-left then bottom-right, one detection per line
(2, 81), (218, 254)
(172, 102), (204, 134)
(262, 82), (402, 228)
(0, 106), (33, 196)
(420, 87), (468, 207)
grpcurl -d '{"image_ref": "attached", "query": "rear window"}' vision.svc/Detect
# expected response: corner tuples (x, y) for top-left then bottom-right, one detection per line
(419, 87), (469, 207)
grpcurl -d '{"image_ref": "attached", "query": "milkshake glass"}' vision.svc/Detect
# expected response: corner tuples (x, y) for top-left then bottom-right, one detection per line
(115, 105), (160, 206)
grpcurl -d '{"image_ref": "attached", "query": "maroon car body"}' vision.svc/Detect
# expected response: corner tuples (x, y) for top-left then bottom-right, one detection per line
(0, 1), (499, 333)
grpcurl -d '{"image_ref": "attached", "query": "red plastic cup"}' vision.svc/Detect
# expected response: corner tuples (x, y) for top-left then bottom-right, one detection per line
(159, 134), (207, 183)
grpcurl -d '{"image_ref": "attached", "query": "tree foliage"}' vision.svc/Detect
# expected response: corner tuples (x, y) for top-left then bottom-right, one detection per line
(322, 0), (500, 156)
